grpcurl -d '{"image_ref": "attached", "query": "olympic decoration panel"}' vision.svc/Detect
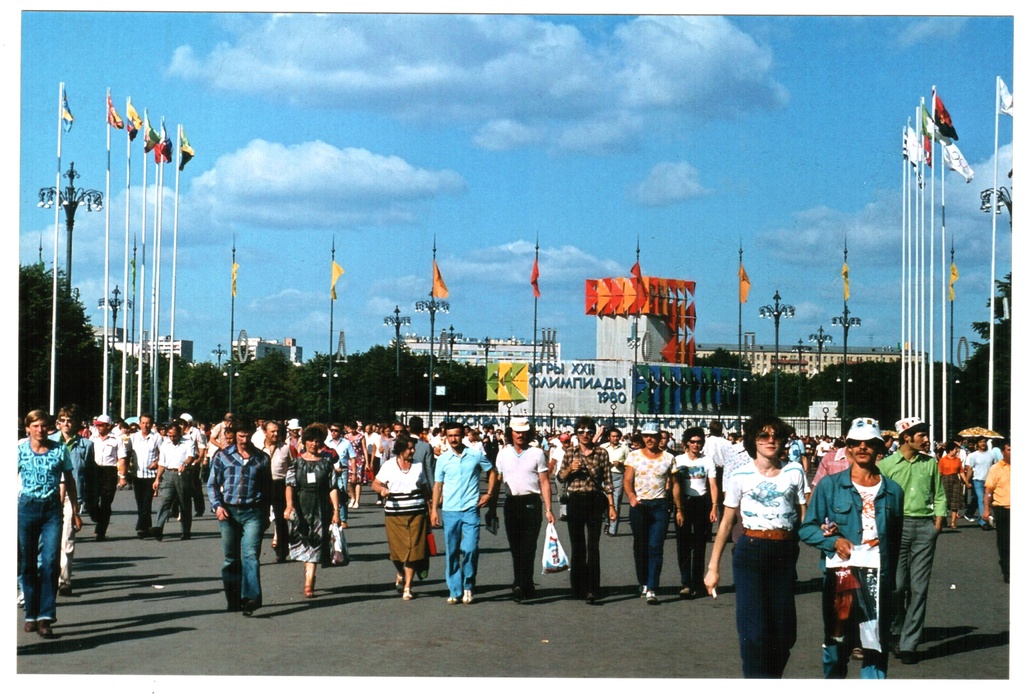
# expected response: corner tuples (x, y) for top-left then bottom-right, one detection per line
(632, 365), (748, 415)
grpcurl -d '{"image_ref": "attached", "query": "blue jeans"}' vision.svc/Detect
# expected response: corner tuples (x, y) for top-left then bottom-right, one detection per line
(629, 498), (669, 591)
(18, 495), (63, 622)
(732, 535), (799, 678)
(218, 506), (266, 610)
(973, 480), (989, 526)
(607, 470), (624, 534)
(442, 508), (481, 598)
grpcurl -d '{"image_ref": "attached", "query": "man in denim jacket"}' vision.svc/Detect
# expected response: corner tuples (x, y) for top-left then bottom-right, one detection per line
(800, 417), (903, 678)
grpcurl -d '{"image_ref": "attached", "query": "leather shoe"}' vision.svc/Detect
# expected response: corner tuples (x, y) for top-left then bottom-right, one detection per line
(23, 621), (37, 633)
(37, 620), (55, 639)
(241, 599), (257, 617)
(58, 586), (72, 597)
(585, 593), (598, 605)
(900, 651), (920, 665)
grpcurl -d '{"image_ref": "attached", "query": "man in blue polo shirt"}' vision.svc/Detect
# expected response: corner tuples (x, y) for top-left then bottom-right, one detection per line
(430, 421), (497, 605)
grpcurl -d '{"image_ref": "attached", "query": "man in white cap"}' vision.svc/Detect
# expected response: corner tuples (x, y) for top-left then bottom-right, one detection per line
(878, 416), (946, 665)
(491, 416), (555, 602)
(800, 416), (904, 678)
(89, 414), (128, 541)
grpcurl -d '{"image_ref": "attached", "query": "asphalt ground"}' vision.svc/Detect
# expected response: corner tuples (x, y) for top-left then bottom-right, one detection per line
(12, 485), (1012, 685)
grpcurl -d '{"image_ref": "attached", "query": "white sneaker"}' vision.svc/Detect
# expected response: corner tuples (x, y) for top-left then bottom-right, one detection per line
(446, 596), (459, 605)
(462, 590), (473, 604)
(352, 502), (360, 509)
(640, 585), (647, 596)
(645, 590), (659, 605)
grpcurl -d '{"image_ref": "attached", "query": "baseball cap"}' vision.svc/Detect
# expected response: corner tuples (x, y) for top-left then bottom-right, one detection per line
(640, 422), (660, 435)
(94, 414), (112, 425)
(179, 413), (194, 423)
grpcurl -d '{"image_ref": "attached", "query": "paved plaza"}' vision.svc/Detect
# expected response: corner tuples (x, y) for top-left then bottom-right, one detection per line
(15, 487), (1011, 681)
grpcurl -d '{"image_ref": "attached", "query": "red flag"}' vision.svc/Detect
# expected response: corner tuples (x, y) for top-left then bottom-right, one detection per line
(530, 257), (540, 298)
(739, 263), (751, 304)
(106, 92), (123, 129)
(631, 260), (647, 311)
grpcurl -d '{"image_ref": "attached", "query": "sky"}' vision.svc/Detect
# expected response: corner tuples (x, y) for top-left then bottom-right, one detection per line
(7, 7), (1016, 375)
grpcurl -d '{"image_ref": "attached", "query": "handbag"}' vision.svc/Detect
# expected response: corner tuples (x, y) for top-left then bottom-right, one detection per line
(329, 522), (350, 566)
(542, 522), (569, 574)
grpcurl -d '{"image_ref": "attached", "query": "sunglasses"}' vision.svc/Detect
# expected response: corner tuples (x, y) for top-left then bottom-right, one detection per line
(576, 428), (596, 435)
(756, 431), (782, 441)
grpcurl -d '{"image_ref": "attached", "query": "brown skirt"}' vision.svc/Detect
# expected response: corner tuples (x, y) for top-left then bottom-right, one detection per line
(384, 512), (429, 563)
(941, 474), (965, 512)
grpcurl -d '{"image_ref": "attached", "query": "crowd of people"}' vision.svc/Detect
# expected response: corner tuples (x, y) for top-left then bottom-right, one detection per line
(17, 405), (1009, 680)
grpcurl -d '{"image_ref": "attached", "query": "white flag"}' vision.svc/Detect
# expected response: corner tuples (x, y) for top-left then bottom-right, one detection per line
(903, 125), (924, 167)
(943, 142), (974, 183)
(997, 76), (1013, 116)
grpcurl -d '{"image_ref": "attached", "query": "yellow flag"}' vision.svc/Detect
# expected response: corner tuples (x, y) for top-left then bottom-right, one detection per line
(738, 263), (751, 304)
(432, 259), (449, 299)
(842, 262), (850, 301)
(231, 262), (239, 297)
(331, 260), (344, 300)
(949, 261), (959, 301)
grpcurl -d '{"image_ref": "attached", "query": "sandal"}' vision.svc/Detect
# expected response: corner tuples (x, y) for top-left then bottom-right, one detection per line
(402, 587), (413, 601)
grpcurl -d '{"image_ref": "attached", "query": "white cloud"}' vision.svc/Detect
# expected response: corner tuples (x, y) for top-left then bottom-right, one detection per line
(169, 15), (787, 152)
(896, 17), (968, 49)
(630, 161), (710, 206)
(188, 139), (465, 229)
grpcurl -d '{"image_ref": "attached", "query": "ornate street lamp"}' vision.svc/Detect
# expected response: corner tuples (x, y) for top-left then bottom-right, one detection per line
(809, 325), (833, 375)
(759, 290), (795, 413)
(38, 162), (103, 295)
(980, 185), (1012, 228)
(832, 307), (860, 428)
(384, 305), (411, 409)
(443, 325), (463, 421)
(415, 296), (449, 427)
(211, 344), (227, 369)
(98, 286), (129, 414)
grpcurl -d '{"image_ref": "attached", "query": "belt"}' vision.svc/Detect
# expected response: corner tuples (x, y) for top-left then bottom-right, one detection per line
(744, 528), (796, 541)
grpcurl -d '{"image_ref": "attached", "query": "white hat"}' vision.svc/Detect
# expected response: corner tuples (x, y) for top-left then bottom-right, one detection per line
(640, 421), (660, 435)
(846, 417), (883, 443)
(287, 418), (301, 430)
(895, 416), (927, 435)
(509, 416), (531, 433)
(179, 413), (194, 423)
(94, 414), (112, 425)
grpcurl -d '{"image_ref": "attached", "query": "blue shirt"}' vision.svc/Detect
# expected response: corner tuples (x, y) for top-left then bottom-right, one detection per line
(435, 446), (492, 512)
(207, 444), (271, 511)
(18, 439), (72, 500)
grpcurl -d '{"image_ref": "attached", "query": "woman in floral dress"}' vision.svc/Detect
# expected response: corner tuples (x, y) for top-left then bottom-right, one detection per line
(345, 422), (369, 509)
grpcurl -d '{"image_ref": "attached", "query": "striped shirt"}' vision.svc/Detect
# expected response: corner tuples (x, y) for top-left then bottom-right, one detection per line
(207, 444), (271, 512)
(130, 431), (161, 479)
(375, 458), (429, 515)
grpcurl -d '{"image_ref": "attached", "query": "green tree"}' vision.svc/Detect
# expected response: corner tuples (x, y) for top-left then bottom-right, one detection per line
(19, 263), (104, 417)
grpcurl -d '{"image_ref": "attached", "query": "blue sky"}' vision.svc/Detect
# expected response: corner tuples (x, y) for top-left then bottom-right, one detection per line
(8, 9), (1015, 371)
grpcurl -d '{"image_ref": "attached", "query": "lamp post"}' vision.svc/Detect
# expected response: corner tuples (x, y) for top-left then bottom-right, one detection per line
(415, 296), (449, 427)
(98, 285), (128, 414)
(832, 307), (860, 430)
(548, 402), (556, 430)
(478, 336), (493, 367)
(384, 305), (411, 411)
(809, 325), (833, 375)
(211, 344), (227, 369)
(793, 338), (806, 414)
(759, 290), (795, 413)
(444, 325), (463, 422)
(980, 185), (1012, 228)
(38, 162), (103, 295)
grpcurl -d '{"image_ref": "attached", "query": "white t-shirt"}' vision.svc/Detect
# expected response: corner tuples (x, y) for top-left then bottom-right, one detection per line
(159, 438), (196, 471)
(496, 445), (548, 496)
(703, 435), (731, 472)
(672, 452), (713, 497)
(724, 460), (807, 531)
(625, 449), (674, 500)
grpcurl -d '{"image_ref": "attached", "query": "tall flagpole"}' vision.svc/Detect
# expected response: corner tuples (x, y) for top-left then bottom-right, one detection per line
(531, 235), (539, 422)
(168, 124), (183, 418)
(987, 76), (1001, 429)
(102, 90), (112, 415)
(49, 83), (65, 413)
(632, 236), (641, 430)
(229, 240), (236, 413)
(150, 148), (164, 419)
(737, 243), (744, 426)
(939, 142), (948, 443)
(136, 119), (149, 416)
(120, 97), (132, 418)
(900, 122), (909, 418)
(329, 236), (336, 422)
(928, 88), (937, 443)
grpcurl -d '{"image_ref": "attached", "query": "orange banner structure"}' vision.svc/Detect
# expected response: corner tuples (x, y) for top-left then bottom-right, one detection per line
(584, 275), (697, 365)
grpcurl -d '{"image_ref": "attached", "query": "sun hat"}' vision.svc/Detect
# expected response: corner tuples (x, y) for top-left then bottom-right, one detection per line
(846, 417), (883, 443)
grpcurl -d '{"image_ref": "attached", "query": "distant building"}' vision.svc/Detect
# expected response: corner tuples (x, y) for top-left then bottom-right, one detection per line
(96, 328), (195, 363)
(402, 331), (560, 367)
(693, 339), (914, 376)
(232, 336), (303, 365)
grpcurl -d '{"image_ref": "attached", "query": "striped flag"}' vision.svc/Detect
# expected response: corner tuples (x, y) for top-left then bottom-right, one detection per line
(178, 128), (195, 170)
(61, 90), (74, 132)
(126, 99), (142, 141)
(106, 91), (123, 129)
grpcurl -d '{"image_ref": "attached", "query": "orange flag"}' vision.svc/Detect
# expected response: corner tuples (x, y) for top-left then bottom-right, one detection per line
(739, 263), (751, 304)
(432, 259), (449, 299)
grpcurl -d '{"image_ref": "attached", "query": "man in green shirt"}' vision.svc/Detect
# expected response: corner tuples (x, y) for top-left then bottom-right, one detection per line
(878, 416), (947, 666)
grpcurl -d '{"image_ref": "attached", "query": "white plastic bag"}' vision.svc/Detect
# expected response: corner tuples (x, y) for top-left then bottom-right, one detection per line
(330, 523), (350, 566)
(542, 522), (569, 574)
